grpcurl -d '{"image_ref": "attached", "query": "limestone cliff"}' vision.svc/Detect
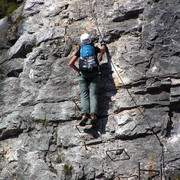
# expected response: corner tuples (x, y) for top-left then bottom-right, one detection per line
(0, 0), (180, 179)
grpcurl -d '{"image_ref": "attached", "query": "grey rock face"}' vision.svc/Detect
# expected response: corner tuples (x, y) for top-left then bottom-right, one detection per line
(0, 17), (9, 49)
(0, 0), (180, 179)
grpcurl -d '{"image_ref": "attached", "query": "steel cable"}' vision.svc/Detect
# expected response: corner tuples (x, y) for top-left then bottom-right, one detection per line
(88, 0), (165, 172)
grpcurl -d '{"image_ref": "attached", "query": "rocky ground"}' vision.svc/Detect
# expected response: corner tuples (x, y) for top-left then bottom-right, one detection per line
(0, 0), (180, 179)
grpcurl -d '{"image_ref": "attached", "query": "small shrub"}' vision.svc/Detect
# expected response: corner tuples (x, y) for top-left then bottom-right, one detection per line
(6, 2), (19, 16)
(15, 15), (23, 25)
(55, 155), (62, 163)
(0, 69), (4, 75)
(63, 164), (72, 175)
(0, 0), (22, 18)
(49, 165), (57, 174)
(0, 165), (3, 172)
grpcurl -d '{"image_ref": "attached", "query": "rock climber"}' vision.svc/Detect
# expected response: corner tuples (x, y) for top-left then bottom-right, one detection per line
(68, 33), (106, 126)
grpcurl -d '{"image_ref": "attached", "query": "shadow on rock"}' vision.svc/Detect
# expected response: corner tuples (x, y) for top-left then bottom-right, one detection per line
(98, 46), (117, 134)
(84, 123), (100, 138)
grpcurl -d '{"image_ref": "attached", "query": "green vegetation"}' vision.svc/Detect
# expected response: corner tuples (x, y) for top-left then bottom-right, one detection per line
(32, 45), (39, 49)
(49, 165), (57, 174)
(0, 69), (4, 75)
(35, 119), (50, 127)
(63, 164), (72, 175)
(15, 15), (23, 25)
(173, 176), (180, 180)
(0, 165), (3, 172)
(55, 155), (62, 163)
(0, 0), (22, 18)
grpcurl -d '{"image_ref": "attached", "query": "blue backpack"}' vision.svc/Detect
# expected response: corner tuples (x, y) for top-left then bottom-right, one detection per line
(79, 45), (98, 71)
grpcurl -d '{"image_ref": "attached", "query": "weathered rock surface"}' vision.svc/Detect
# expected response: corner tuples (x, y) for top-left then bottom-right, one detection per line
(0, 0), (180, 179)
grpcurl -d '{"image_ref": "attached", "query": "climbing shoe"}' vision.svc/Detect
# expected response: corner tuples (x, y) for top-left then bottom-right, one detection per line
(90, 114), (97, 125)
(79, 114), (88, 126)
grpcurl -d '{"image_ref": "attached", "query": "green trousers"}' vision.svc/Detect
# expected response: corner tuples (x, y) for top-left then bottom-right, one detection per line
(78, 71), (99, 115)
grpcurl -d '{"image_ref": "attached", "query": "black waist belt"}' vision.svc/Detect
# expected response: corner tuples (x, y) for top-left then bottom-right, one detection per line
(81, 67), (99, 73)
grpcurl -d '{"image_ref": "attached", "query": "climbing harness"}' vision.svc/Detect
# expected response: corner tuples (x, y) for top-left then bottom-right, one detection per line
(87, 0), (165, 178)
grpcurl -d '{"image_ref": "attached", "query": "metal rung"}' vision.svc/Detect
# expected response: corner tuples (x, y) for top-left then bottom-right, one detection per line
(75, 125), (82, 133)
(106, 148), (130, 161)
(138, 162), (162, 180)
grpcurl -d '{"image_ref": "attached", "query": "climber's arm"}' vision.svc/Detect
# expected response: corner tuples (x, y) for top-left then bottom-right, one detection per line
(68, 56), (80, 73)
(98, 43), (106, 62)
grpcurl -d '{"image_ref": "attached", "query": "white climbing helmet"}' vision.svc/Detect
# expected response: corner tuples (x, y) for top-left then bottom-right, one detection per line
(80, 33), (91, 45)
